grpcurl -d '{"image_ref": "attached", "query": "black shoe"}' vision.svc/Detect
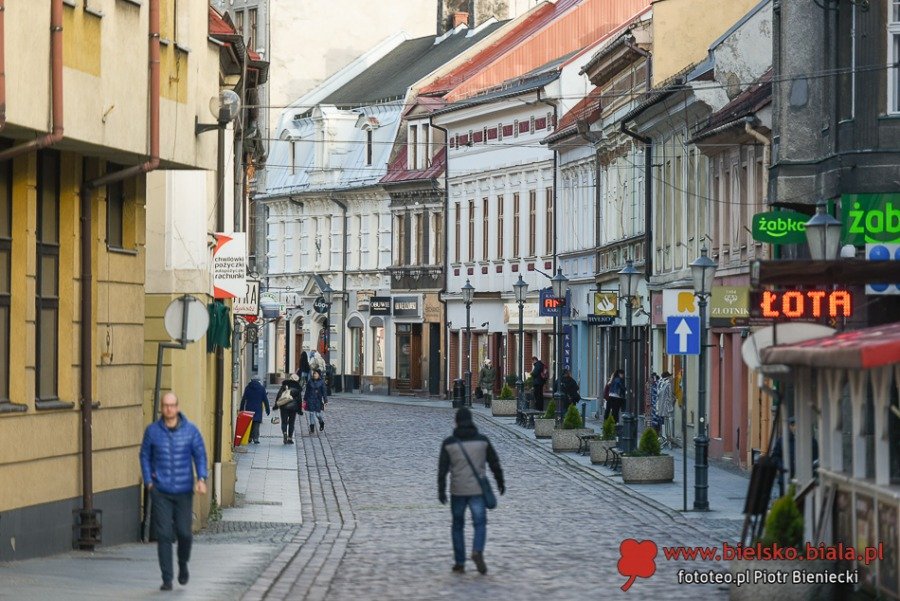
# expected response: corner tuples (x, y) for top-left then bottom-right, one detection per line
(471, 552), (487, 574)
(318, 421), (325, 431)
(309, 424), (315, 435)
(160, 582), (173, 591)
(451, 564), (465, 574)
(178, 565), (189, 585)
(253, 439), (260, 444)
(287, 437), (294, 444)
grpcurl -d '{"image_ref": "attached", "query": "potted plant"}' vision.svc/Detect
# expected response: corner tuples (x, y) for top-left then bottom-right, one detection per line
(533, 400), (557, 438)
(551, 404), (593, 451)
(589, 416), (618, 464)
(729, 486), (836, 601)
(492, 383), (517, 416)
(620, 428), (674, 483)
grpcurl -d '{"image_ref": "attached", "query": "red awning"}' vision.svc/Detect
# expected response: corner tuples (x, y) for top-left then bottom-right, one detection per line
(761, 321), (900, 370)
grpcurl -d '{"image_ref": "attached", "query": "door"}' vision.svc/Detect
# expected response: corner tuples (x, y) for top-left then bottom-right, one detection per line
(410, 324), (423, 390)
(396, 324), (412, 391)
(428, 323), (440, 395)
(294, 323), (303, 372)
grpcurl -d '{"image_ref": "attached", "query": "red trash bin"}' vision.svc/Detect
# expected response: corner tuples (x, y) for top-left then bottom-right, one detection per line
(234, 410), (254, 446)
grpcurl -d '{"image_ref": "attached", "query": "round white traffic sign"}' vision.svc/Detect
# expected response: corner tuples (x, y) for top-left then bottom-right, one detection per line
(163, 295), (209, 343)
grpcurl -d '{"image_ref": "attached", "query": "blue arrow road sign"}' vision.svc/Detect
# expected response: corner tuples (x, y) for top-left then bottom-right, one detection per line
(666, 316), (700, 356)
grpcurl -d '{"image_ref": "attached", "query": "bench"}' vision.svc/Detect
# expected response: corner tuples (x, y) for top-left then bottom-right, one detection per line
(605, 446), (624, 471)
(577, 433), (601, 455)
(523, 410), (543, 429)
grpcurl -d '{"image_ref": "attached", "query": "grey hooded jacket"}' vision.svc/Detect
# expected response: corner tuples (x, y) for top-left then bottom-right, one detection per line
(438, 422), (504, 497)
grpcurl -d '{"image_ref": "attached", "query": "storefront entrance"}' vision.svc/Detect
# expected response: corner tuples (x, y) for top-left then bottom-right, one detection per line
(395, 323), (422, 391)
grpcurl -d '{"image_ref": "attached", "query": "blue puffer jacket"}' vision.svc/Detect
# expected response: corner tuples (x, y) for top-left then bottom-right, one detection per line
(140, 414), (208, 494)
(304, 378), (327, 413)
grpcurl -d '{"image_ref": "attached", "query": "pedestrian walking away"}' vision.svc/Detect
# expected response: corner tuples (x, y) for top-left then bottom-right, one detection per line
(274, 373), (303, 444)
(297, 350), (311, 386)
(304, 369), (328, 435)
(437, 407), (505, 575)
(240, 377), (271, 444)
(530, 356), (547, 412)
(603, 369), (625, 423)
(478, 358), (496, 404)
(139, 392), (209, 591)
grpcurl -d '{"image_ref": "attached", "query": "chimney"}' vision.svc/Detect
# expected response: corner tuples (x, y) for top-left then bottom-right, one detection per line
(451, 11), (469, 28)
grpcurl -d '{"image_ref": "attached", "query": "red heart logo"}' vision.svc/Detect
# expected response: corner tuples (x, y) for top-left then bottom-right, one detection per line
(618, 538), (658, 591)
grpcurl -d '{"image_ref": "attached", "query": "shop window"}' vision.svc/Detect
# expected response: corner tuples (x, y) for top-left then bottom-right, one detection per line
(372, 325), (385, 376)
(350, 326), (363, 376)
(36, 151), (60, 402)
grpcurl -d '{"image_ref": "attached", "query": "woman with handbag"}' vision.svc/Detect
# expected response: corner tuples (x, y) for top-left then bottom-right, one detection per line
(274, 374), (303, 444)
(437, 407), (505, 575)
(303, 369), (327, 435)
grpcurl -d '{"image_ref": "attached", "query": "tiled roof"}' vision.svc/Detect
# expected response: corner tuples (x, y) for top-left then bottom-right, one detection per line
(430, 70), (560, 117)
(552, 86), (602, 134)
(691, 69), (772, 141)
(381, 146), (447, 185)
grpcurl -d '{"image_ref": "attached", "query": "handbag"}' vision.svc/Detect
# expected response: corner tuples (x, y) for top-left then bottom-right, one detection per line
(274, 387), (293, 408)
(456, 442), (497, 510)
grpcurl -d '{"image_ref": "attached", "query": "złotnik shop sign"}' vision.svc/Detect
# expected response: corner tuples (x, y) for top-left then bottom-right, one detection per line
(751, 210), (809, 244)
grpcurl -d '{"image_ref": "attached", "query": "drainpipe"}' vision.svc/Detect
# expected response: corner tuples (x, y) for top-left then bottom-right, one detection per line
(430, 121), (450, 396)
(331, 197), (348, 390)
(78, 0), (161, 550)
(0, 0), (64, 160)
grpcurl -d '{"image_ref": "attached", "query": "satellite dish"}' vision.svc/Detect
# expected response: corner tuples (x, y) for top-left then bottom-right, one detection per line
(741, 323), (837, 370)
(164, 295), (209, 343)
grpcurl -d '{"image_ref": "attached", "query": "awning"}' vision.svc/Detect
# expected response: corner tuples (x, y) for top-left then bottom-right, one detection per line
(761, 321), (900, 370)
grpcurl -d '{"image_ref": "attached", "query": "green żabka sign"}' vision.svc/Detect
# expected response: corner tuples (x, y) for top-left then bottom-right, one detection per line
(751, 210), (809, 244)
(842, 194), (900, 244)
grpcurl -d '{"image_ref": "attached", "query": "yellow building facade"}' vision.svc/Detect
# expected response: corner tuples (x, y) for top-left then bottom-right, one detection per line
(0, 0), (221, 560)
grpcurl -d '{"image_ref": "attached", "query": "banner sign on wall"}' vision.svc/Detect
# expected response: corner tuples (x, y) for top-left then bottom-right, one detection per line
(213, 233), (246, 299)
(370, 296), (391, 315)
(233, 280), (259, 315)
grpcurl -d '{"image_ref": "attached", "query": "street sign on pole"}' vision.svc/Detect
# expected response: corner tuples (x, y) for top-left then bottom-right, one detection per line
(666, 316), (700, 355)
(313, 296), (329, 314)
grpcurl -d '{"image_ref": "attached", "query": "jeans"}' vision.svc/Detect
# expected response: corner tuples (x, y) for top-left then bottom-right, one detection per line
(307, 411), (323, 427)
(151, 488), (193, 584)
(604, 397), (623, 422)
(450, 495), (487, 566)
(279, 407), (297, 437)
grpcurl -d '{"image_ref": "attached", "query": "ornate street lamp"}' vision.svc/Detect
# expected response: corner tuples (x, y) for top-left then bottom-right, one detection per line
(462, 279), (475, 407)
(804, 201), (842, 261)
(690, 247), (716, 511)
(617, 260), (642, 453)
(513, 275), (528, 418)
(550, 268), (569, 423)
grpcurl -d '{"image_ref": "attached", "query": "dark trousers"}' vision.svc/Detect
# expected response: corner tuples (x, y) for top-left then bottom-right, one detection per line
(604, 396), (623, 422)
(151, 488), (193, 584)
(250, 420), (261, 442)
(532, 383), (544, 411)
(280, 407), (297, 437)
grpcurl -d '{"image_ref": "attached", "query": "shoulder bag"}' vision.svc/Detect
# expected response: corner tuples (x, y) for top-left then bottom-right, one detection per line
(456, 441), (497, 510)
(274, 387), (293, 408)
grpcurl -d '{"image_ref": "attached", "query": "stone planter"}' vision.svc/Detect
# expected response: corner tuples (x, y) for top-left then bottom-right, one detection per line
(533, 417), (556, 438)
(729, 559), (835, 601)
(551, 428), (593, 451)
(491, 397), (516, 416)
(620, 454), (674, 483)
(589, 439), (617, 464)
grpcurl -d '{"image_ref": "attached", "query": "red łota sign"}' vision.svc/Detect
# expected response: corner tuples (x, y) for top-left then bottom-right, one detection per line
(750, 289), (853, 320)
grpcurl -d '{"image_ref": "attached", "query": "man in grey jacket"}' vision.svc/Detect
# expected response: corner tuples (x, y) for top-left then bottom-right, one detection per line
(438, 407), (505, 574)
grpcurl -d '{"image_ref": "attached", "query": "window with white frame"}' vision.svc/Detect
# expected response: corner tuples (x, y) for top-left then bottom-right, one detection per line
(890, 2), (900, 113)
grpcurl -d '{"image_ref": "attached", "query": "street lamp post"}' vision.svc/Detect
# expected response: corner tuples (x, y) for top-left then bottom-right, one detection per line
(617, 260), (641, 453)
(804, 201), (842, 261)
(322, 283), (334, 393)
(551, 268), (569, 423)
(462, 279), (475, 407)
(690, 247), (716, 511)
(513, 275), (528, 415)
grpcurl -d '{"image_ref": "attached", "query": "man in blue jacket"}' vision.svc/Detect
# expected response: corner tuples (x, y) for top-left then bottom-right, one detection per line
(140, 392), (209, 591)
(240, 377), (270, 444)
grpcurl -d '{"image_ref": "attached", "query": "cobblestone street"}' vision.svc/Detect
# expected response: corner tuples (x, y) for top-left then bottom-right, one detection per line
(248, 398), (742, 600)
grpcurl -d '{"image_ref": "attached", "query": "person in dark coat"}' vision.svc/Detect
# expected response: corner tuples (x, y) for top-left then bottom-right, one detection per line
(274, 374), (303, 444)
(530, 356), (546, 411)
(438, 407), (505, 575)
(603, 369), (625, 422)
(140, 392), (208, 591)
(240, 378), (270, 444)
(560, 369), (580, 413)
(304, 369), (327, 435)
(297, 351), (311, 386)
(770, 417), (819, 497)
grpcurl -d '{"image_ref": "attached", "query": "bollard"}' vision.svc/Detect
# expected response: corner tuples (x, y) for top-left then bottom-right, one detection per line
(581, 402), (587, 427)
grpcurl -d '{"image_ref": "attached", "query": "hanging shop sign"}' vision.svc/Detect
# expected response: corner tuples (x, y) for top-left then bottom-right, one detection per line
(709, 286), (750, 327)
(593, 292), (618, 317)
(212, 233), (246, 299)
(562, 325), (572, 370)
(392, 296), (420, 318)
(842, 194), (900, 245)
(751, 210), (809, 245)
(232, 280), (260, 316)
(539, 288), (571, 317)
(370, 296), (392, 316)
(749, 288), (854, 321)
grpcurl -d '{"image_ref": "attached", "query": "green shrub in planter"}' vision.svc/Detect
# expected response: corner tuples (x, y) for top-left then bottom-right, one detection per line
(759, 485), (803, 550)
(498, 384), (515, 400)
(626, 428), (661, 457)
(601, 416), (616, 441)
(562, 404), (583, 429)
(543, 400), (556, 419)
